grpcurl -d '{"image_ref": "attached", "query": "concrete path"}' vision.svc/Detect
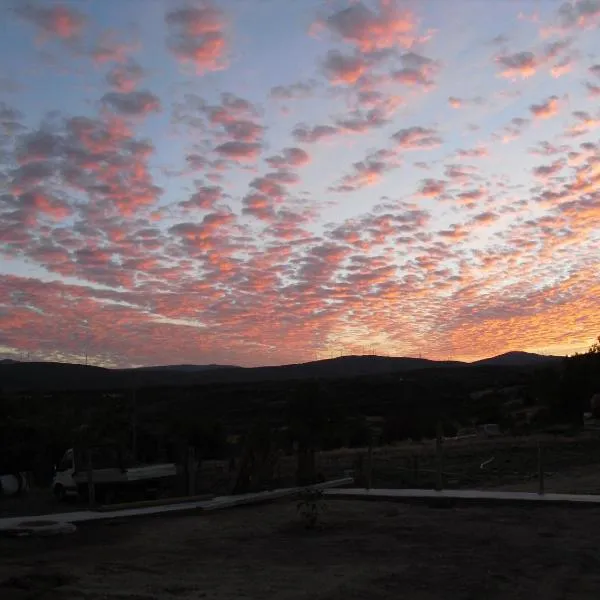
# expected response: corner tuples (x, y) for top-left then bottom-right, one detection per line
(325, 487), (600, 506)
(0, 478), (352, 532)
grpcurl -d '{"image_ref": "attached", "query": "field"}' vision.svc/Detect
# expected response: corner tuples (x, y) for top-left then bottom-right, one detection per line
(3, 498), (600, 599)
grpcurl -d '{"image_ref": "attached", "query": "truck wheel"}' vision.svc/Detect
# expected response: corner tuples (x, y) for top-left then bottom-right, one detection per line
(53, 484), (66, 501)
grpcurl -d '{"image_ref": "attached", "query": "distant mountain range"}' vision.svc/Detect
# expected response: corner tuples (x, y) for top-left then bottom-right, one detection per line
(0, 351), (563, 392)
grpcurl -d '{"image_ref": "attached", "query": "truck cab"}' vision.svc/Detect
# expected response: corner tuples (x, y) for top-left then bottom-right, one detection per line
(52, 448), (77, 500)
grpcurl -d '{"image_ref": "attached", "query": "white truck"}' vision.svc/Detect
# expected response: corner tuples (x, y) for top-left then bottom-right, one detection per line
(52, 446), (177, 503)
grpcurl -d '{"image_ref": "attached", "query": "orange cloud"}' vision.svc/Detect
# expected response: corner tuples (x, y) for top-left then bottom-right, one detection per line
(529, 95), (560, 119)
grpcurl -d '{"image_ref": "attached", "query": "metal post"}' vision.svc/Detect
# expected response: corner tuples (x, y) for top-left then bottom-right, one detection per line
(435, 420), (444, 491)
(538, 442), (544, 495)
(86, 449), (96, 507)
(366, 439), (373, 490)
(413, 455), (419, 486)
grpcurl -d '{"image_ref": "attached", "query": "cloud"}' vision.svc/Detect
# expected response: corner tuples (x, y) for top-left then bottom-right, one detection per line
(392, 126), (442, 150)
(106, 61), (145, 93)
(292, 123), (339, 144)
(165, 4), (226, 73)
(456, 146), (488, 159)
(180, 185), (223, 211)
(391, 52), (440, 88)
(336, 95), (403, 133)
(269, 81), (316, 100)
(532, 159), (565, 179)
(322, 50), (368, 84)
(242, 193), (276, 222)
(15, 2), (86, 40)
(565, 110), (600, 137)
(418, 178), (447, 198)
(89, 33), (139, 65)
(448, 96), (485, 109)
(323, 1), (417, 52)
(496, 117), (530, 143)
(495, 51), (539, 79)
(556, 0), (600, 30)
(585, 82), (600, 97)
(529, 95), (561, 119)
(266, 147), (310, 169)
(222, 120), (263, 142)
(214, 141), (261, 160)
(331, 149), (398, 192)
(101, 91), (161, 117)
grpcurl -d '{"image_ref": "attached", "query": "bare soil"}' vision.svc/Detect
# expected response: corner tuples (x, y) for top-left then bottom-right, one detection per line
(2, 498), (600, 599)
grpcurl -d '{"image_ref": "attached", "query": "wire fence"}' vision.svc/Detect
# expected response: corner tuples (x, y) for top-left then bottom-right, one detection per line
(311, 430), (600, 495)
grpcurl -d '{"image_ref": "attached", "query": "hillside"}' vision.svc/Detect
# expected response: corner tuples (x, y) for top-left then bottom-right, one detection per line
(472, 351), (562, 367)
(0, 352), (563, 392)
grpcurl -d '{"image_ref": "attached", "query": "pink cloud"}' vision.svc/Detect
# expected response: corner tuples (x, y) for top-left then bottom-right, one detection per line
(331, 149), (398, 192)
(266, 147), (310, 169)
(585, 82), (600, 97)
(323, 1), (417, 52)
(392, 126), (442, 150)
(532, 159), (565, 179)
(269, 81), (316, 100)
(15, 2), (86, 40)
(242, 193), (275, 222)
(456, 147), (488, 159)
(101, 90), (161, 117)
(392, 52), (440, 88)
(418, 178), (447, 198)
(214, 141), (261, 160)
(322, 50), (367, 84)
(165, 4), (226, 73)
(293, 124), (339, 144)
(89, 33), (139, 65)
(180, 185), (223, 211)
(106, 61), (145, 93)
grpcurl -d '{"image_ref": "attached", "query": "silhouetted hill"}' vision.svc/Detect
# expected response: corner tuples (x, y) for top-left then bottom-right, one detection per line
(472, 351), (562, 367)
(0, 352), (564, 392)
(135, 364), (239, 373)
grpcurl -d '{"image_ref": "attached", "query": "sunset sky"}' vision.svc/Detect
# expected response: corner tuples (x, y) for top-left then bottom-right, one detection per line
(0, 0), (599, 367)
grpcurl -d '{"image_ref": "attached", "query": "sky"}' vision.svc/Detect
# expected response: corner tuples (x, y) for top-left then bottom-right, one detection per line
(0, 0), (599, 368)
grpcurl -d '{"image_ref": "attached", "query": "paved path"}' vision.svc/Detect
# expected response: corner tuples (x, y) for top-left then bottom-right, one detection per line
(0, 478), (352, 532)
(325, 487), (600, 506)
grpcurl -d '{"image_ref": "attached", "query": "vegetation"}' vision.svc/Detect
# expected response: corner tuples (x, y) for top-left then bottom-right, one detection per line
(296, 487), (327, 529)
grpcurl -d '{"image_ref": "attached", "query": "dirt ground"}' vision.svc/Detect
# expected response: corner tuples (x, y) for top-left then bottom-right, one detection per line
(3, 499), (600, 600)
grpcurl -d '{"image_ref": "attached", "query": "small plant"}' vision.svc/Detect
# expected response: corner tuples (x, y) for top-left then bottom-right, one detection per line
(296, 487), (327, 529)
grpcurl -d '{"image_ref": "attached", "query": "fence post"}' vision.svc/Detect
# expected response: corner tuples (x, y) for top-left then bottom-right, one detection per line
(413, 455), (419, 486)
(537, 442), (544, 495)
(366, 438), (373, 490)
(86, 449), (95, 507)
(435, 420), (444, 491)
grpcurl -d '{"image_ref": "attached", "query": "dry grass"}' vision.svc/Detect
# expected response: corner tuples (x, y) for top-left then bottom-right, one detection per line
(3, 499), (600, 599)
